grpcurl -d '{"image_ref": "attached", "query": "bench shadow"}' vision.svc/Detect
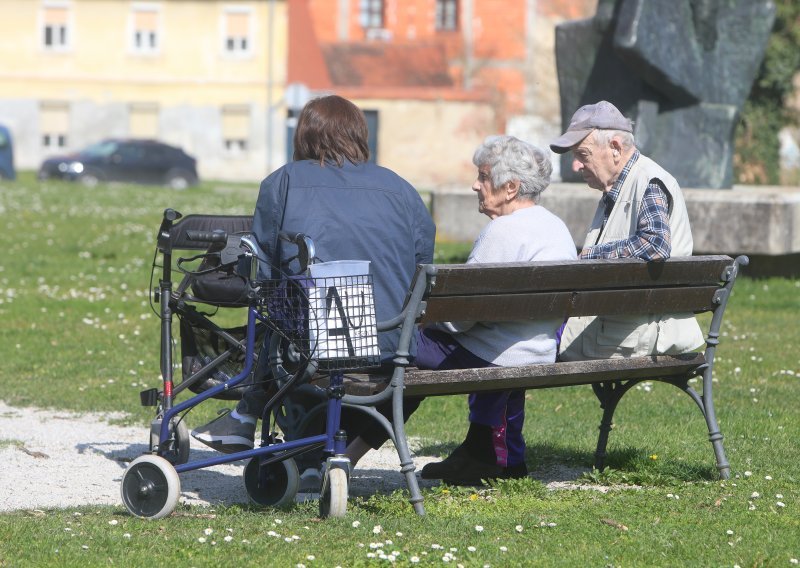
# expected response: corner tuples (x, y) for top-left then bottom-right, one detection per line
(74, 436), (718, 511)
(412, 441), (595, 484)
(413, 440), (718, 483)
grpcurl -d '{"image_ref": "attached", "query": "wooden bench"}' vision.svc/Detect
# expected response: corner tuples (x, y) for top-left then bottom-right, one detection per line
(309, 254), (748, 515)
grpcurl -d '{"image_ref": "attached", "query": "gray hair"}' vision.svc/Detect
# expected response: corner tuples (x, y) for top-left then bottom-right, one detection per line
(592, 128), (636, 151)
(472, 135), (552, 203)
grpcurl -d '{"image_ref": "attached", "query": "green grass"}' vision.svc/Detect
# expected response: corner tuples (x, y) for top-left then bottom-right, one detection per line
(1, 173), (799, 566)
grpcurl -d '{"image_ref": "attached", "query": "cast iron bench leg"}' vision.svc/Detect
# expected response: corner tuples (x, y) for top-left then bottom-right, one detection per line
(591, 381), (637, 471)
(392, 384), (425, 515)
(592, 383), (617, 471)
(674, 376), (731, 480)
(701, 367), (730, 479)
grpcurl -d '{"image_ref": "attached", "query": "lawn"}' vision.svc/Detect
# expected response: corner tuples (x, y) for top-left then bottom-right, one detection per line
(0, 173), (798, 566)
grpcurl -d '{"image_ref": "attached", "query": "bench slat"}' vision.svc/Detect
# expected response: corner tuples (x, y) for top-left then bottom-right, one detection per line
(403, 353), (706, 396)
(429, 256), (732, 296)
(330, 353), (706, 397)
(420, 286), (720, 322)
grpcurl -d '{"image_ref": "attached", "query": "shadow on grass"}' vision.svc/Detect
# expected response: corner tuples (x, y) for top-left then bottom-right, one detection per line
(414, 439), (719, 485)
(79, 440), (250, 508)
(79, 436), (718, 515)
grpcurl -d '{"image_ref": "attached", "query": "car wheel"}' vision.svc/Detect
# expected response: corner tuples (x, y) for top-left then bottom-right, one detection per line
(165, 171), (192, 190)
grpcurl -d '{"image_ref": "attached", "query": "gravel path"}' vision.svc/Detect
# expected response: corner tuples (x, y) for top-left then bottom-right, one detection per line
(0, 401), (445, 513)
(0, 401), (603, 513)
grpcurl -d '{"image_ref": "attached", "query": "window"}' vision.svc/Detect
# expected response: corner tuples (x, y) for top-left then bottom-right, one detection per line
(222, 105), (250, 154)
(359, 0), (384, 29)
(436, 0), (458, 31)
(40, 101), (69, 150)
(42, 133), (68, 149)
(42, 3), (70, 50)
(129, 103), (159, 138)
(363, 109), (379, 163)
(131, 6), (160, 53)
(223, 9), (251, 55)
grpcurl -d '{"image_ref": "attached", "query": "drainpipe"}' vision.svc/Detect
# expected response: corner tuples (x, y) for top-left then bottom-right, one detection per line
(463, 0), (474, 90)
(267, 0), (275, 173)
(338, 0), (349, 40)
(526, 0), (537, 114)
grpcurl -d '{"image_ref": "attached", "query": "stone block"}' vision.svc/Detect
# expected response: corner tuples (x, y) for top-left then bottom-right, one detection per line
(431, 184), (800, 256)
(554, 0), (775, 189)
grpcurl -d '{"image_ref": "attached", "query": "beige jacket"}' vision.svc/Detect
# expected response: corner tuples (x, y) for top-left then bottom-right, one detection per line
(559, 154), (705, 361)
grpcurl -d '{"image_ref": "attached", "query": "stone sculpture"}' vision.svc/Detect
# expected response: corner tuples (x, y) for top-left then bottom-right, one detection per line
(555, 0), (775, 189)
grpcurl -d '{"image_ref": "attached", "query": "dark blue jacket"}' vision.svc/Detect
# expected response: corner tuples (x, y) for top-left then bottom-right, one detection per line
(252, 160), (436, 358)
(0, 125), (14, 180)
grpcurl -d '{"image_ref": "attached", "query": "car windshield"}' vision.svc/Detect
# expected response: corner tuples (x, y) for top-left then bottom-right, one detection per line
(78, 141), (118, 158)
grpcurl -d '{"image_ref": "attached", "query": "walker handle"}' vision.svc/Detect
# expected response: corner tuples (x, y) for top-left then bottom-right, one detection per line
(185, 229), (228, 243)
(278, 231), (316, 272)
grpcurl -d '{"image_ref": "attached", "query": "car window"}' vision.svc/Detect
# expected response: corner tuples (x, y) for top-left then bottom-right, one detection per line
(80, 141), (118, 158)
(116, 143), (145, 161)
(0, 130), (8, 148)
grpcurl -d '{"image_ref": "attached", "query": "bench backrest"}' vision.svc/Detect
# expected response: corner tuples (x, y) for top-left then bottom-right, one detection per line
(418, 255), (733, 323)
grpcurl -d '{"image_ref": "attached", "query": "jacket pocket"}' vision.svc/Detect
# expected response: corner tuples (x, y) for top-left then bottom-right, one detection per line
(596, 317), (644, 348)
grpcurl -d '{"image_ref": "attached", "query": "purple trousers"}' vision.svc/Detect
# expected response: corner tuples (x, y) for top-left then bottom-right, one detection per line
(414, 328), (526, 468)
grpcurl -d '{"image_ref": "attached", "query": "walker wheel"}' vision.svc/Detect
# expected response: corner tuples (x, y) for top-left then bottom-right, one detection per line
(120, 455), (180, 520)
(243, 457), (299, 508)
(319, 467), (348, 518)
(150, 417), (190, 465)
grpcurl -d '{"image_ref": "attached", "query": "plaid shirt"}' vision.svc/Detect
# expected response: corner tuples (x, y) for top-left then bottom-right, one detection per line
(581, 150), (672, 261)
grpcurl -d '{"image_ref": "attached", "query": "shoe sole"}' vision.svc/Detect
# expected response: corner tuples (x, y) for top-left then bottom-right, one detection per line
(440, 471), (529, 486)
(420, 459), (502, 481)
(191, 432), (254, 454)
(298, 471), (322, 492)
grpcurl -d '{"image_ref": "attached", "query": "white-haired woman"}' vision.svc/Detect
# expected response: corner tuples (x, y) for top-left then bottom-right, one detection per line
(345, 135), (577, 486)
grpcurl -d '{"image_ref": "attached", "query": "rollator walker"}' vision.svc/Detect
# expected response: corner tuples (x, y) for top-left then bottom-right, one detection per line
(120, 208), (407, 519)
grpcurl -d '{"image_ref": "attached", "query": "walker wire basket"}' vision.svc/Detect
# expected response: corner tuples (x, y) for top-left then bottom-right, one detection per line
(259, 268), (381, 372)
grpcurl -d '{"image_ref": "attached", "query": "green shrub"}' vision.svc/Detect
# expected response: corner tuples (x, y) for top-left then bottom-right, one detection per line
(735, 0), (800, 185)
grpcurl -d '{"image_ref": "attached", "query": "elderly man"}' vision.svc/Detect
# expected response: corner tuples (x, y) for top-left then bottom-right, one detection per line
(550, 100), (704, 361)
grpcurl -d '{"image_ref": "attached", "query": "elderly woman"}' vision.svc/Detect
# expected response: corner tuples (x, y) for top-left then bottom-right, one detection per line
(345, 135), (577, 486)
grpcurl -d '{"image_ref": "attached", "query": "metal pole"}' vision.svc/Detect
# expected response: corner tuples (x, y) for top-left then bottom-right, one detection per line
(267, 0), (275, 174)
(463, 0), (474, 90)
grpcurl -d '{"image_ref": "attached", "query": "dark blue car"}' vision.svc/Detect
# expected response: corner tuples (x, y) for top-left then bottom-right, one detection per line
(37, 138), (199, 189)
(0, 125), (15, 180)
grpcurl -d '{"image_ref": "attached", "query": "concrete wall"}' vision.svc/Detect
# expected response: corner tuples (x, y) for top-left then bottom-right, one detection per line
(432, 184), (800, 256)
(352, 97), (497, 189)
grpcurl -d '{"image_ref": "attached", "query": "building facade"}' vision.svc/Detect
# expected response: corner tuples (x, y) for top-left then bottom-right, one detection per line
(0, 0), (288, 181)
(0, 0), (597, 185)
(294, 0), (597, 185)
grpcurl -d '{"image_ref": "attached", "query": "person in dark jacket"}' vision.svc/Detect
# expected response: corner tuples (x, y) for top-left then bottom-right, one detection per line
(192, 95), (435, 454)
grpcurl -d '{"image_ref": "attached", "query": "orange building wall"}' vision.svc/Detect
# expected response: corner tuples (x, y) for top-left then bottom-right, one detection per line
(538, 0), (598, 19)
(472, 67), (527, 116)
(302, 0), (598, 119)
(306, 0), (596, 45)
(472, 0), (527, 60)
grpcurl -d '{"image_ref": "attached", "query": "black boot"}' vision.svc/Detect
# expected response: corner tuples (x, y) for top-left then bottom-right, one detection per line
(503, 462), (529, 479)
(420, 423), (504, 485)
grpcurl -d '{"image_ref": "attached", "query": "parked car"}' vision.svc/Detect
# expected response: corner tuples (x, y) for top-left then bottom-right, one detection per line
(0, 124), (15, 180)
(38, 139), (198, 189)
